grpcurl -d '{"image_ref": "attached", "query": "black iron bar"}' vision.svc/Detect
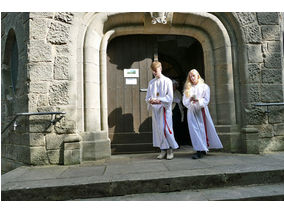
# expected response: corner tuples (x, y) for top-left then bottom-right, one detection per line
(1, 112), (66, 134)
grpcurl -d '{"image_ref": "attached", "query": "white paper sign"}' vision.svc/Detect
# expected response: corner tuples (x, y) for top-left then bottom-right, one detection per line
(125, 78), (137, 85)
(124, 69), (139, 78)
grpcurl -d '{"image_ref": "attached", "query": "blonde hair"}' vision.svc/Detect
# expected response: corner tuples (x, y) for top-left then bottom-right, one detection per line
(151, 61), (162, 70)
(183, 69), (204, 97)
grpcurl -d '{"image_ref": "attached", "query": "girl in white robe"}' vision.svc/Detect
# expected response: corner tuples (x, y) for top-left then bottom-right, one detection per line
(182, 69), (223, 159)
(146, 61), (179, 160)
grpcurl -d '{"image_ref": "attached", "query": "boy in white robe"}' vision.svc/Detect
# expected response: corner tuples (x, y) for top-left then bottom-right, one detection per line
(182, 69), (223, 159)
(145, 61), (179, 160)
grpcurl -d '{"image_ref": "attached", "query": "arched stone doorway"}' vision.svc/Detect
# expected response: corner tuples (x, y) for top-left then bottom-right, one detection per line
(80, 12), (240, 160)
(106, 34), (204, 153)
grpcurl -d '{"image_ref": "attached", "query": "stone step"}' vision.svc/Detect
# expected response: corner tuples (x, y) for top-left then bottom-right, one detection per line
(2, 166), (284, 201)
(73, 183), (284, 201)
(2, 150), (284, 201)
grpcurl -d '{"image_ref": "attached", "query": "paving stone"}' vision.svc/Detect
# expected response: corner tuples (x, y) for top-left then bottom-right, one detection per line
(58, 166), (106, 178)
(104, 161), (168, 176)
(12, 166), (68, 181)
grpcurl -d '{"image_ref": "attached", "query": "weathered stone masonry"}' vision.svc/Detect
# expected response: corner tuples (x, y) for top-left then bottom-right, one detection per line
(1, 12), (284, 173)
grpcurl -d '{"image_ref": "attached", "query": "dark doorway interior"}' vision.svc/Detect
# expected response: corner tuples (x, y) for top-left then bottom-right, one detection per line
(156, 35), (204, 146)
(107, 34), (204, 154)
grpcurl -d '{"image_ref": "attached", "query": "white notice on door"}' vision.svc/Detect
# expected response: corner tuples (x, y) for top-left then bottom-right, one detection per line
(125, 78), (137, 85)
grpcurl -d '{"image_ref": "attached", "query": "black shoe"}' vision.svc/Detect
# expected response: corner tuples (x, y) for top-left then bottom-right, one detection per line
(192, 151), (205, 159)
(192, 152), (201, 159)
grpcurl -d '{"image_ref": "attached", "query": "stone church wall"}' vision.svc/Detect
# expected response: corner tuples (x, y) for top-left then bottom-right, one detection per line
(235, 13), (284, 152)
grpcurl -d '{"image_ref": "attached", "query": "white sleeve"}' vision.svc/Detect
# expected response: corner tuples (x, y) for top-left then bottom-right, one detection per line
(197, 84), (210, 109)
(159, 80), (173, 109)
(182, 93), (191, 109)
(145, 83), (151, 110)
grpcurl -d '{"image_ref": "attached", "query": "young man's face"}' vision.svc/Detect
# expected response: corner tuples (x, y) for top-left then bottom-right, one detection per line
(152, 66), (162, 78)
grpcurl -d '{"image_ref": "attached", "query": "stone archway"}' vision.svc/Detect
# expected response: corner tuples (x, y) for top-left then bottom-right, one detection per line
(80, 12), (241, 160)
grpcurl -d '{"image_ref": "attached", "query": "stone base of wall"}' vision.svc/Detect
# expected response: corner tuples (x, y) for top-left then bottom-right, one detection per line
(259, 136), (284, 153)
(241, 126), (260, 154)
(80, 131), (111, 161)
(216, 125), (241, 153)
(1, 158), (27, 174)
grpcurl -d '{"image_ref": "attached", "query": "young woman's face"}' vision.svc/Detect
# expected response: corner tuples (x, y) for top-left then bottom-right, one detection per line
(189, 72), (199, 85)
(152, 66), (162, 78)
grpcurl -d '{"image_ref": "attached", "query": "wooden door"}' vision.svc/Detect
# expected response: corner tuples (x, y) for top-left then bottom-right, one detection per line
(107, 35), (155, 154)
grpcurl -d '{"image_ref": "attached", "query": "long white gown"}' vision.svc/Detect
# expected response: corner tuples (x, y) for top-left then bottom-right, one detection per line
(145, 74), (179, 150)
(182, 82), (223, 152)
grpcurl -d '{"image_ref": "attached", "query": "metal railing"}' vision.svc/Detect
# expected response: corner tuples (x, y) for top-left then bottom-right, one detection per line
(1, 112), (66, 134)
(254, 102), (284, 113)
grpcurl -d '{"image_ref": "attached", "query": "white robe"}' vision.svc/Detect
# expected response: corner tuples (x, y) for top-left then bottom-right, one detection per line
(145, 74), (179, 150)
(182, 83), (223, 152)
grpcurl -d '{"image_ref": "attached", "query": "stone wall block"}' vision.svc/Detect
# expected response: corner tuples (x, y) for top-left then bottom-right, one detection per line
(54, 12), (74, 24)
(267, 41), (281, 52)
(259, 137), (284, 152)
(6, 144), (15, 160)
(274, 124), (284, 136)
(47, 22), (70, 45)
(14, 95), (28, 114)
(247, 44), (263, 63)
(264, 53), (282, 68)
(241, 127), (259, 154)
(37, 94), (49, 107)
(261, 69), (282, 84)
(257, 124), (274, 138)
(30, 147), (49, 165)
(64, 149), (80, 165)
(237, 12), (257, 26)
(243, 25), (262, 43)
(248, 63), (261, 83)
(28, 133), (45, 146)
(64, 142), (80, 150)
(47, 150), (61, 164)
(27, 62), (53, 81)
(14, 145), (30, 163)
(29, 18), (49, 40)
(28, 40), (52, 62)
(63, 134), (82, 143)
(49, 82), (70, 106)
(29, 82), (49, 94)
(54, 56), (69, 80)
(29, 115), (53, 133)
(268, 106), (284, 124)
(55, 119), (76, 134)
(260, 85), (283, 102)
(29, 121), (53, 133)
(244, 106), (266, 125)
(12, 133), (29, 146)
(56, 45), (70, 56)
(261, 25), (280, 40)
(257, 13), (279, 25)
(245, 85), (260, 103)
(29, 12), (54, 19)
(45, 134), (65, 150)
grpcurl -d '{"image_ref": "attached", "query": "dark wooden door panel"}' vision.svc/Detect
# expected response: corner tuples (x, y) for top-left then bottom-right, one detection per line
(107, 35), (154, 154)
